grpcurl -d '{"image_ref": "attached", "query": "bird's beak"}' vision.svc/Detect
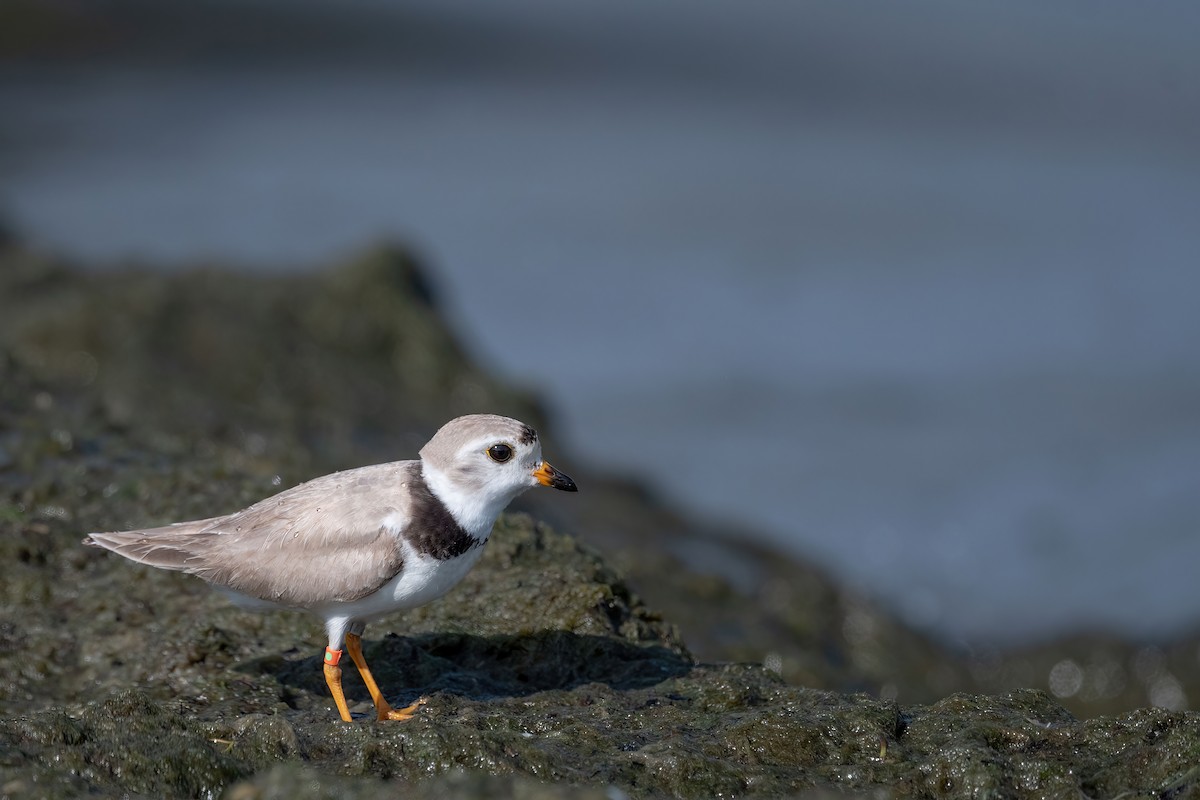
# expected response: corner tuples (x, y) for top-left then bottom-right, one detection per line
(533, 461), (578, 492)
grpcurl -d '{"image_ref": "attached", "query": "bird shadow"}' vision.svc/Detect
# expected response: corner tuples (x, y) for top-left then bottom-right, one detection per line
(243, 630), (693, 707)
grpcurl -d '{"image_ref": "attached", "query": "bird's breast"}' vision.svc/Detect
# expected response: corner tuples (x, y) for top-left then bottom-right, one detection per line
(367, 537), (487, 617)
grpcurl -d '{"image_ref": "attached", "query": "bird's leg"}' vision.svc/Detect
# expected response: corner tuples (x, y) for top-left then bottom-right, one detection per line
(322, 647), (353, 722)
(344, 632), (426, 722)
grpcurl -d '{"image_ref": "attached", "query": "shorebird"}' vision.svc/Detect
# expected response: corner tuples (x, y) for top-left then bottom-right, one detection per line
(84, 414), (577, 721)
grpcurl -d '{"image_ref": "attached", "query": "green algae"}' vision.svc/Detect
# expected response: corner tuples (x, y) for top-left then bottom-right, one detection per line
(8, 650), (1200, 798)
(221, 765), (619, 800)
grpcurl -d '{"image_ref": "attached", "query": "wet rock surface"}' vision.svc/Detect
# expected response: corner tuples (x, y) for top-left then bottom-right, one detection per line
(3, 238), (1200, 798)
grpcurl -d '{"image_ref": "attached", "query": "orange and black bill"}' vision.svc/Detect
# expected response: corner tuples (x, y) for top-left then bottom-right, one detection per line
(533, 461), (578, 492)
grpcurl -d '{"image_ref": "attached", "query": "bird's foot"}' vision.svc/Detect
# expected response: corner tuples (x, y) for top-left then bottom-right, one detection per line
(378, 696), (428, 722)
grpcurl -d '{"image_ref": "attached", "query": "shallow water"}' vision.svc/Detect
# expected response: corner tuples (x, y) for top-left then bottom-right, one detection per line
(2, 0), (1199, 645)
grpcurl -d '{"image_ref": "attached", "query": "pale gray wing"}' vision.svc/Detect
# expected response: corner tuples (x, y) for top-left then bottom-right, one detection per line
(87, 461), (418, 608)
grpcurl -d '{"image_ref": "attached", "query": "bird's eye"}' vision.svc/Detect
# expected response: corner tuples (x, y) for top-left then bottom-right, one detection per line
(487, 444), (513, 463)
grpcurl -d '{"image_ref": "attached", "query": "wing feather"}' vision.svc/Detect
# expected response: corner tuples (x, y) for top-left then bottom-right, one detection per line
(85, 461), (417, 607)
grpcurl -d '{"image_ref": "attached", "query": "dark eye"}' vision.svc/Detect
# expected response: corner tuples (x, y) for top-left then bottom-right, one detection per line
(487, 444), (513, 463)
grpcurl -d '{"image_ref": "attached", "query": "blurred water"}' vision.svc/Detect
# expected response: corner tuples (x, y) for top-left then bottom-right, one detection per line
(2, 0), (1199, 645)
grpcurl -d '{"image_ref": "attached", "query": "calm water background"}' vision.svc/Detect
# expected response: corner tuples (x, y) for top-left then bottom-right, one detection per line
(3, 0), (1199, 646)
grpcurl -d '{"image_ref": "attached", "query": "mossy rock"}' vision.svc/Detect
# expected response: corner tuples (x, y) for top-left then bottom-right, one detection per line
(5, 240), (1200, 797)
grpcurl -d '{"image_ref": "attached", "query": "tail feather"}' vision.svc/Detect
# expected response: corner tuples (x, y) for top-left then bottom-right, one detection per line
(83, 517), (223, 572)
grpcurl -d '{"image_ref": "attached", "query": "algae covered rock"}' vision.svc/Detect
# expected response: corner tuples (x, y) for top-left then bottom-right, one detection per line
(5, 240), (1200, 798)
(0, 235), (962, 707)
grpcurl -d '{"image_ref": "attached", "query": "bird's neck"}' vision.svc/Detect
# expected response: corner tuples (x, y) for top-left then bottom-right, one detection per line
(421, 463), (507, 539)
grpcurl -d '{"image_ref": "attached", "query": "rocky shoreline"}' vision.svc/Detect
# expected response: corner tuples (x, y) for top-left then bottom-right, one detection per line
(2, 238), (1200, 798)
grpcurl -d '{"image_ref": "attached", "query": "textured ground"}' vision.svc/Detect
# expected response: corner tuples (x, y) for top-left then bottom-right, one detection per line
(2, 239), (1200, 798)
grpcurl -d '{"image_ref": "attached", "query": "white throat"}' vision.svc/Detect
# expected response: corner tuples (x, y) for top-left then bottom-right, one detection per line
(421, 462), (514, 539)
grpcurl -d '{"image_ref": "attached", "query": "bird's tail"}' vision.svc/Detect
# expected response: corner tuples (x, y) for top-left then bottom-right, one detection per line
(83, 517), (223, 572)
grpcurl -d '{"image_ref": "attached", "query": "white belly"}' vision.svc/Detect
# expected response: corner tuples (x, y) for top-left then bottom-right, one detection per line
(315, 538), (487, 623)
(387, 542), (486, 609)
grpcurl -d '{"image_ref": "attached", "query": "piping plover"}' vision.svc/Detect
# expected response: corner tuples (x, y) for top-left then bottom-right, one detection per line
(84, 414), (577, 722)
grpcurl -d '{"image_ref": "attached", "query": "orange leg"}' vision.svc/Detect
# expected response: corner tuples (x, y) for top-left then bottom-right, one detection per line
(345, 632), (427, 721)
(322, 656), (353, 722)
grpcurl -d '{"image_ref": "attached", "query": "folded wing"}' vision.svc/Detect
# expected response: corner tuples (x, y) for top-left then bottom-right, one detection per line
(84, 462), (415, 607)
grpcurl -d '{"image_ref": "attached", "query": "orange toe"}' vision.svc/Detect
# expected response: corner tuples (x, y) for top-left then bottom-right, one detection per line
(378, 696), (427, 722)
